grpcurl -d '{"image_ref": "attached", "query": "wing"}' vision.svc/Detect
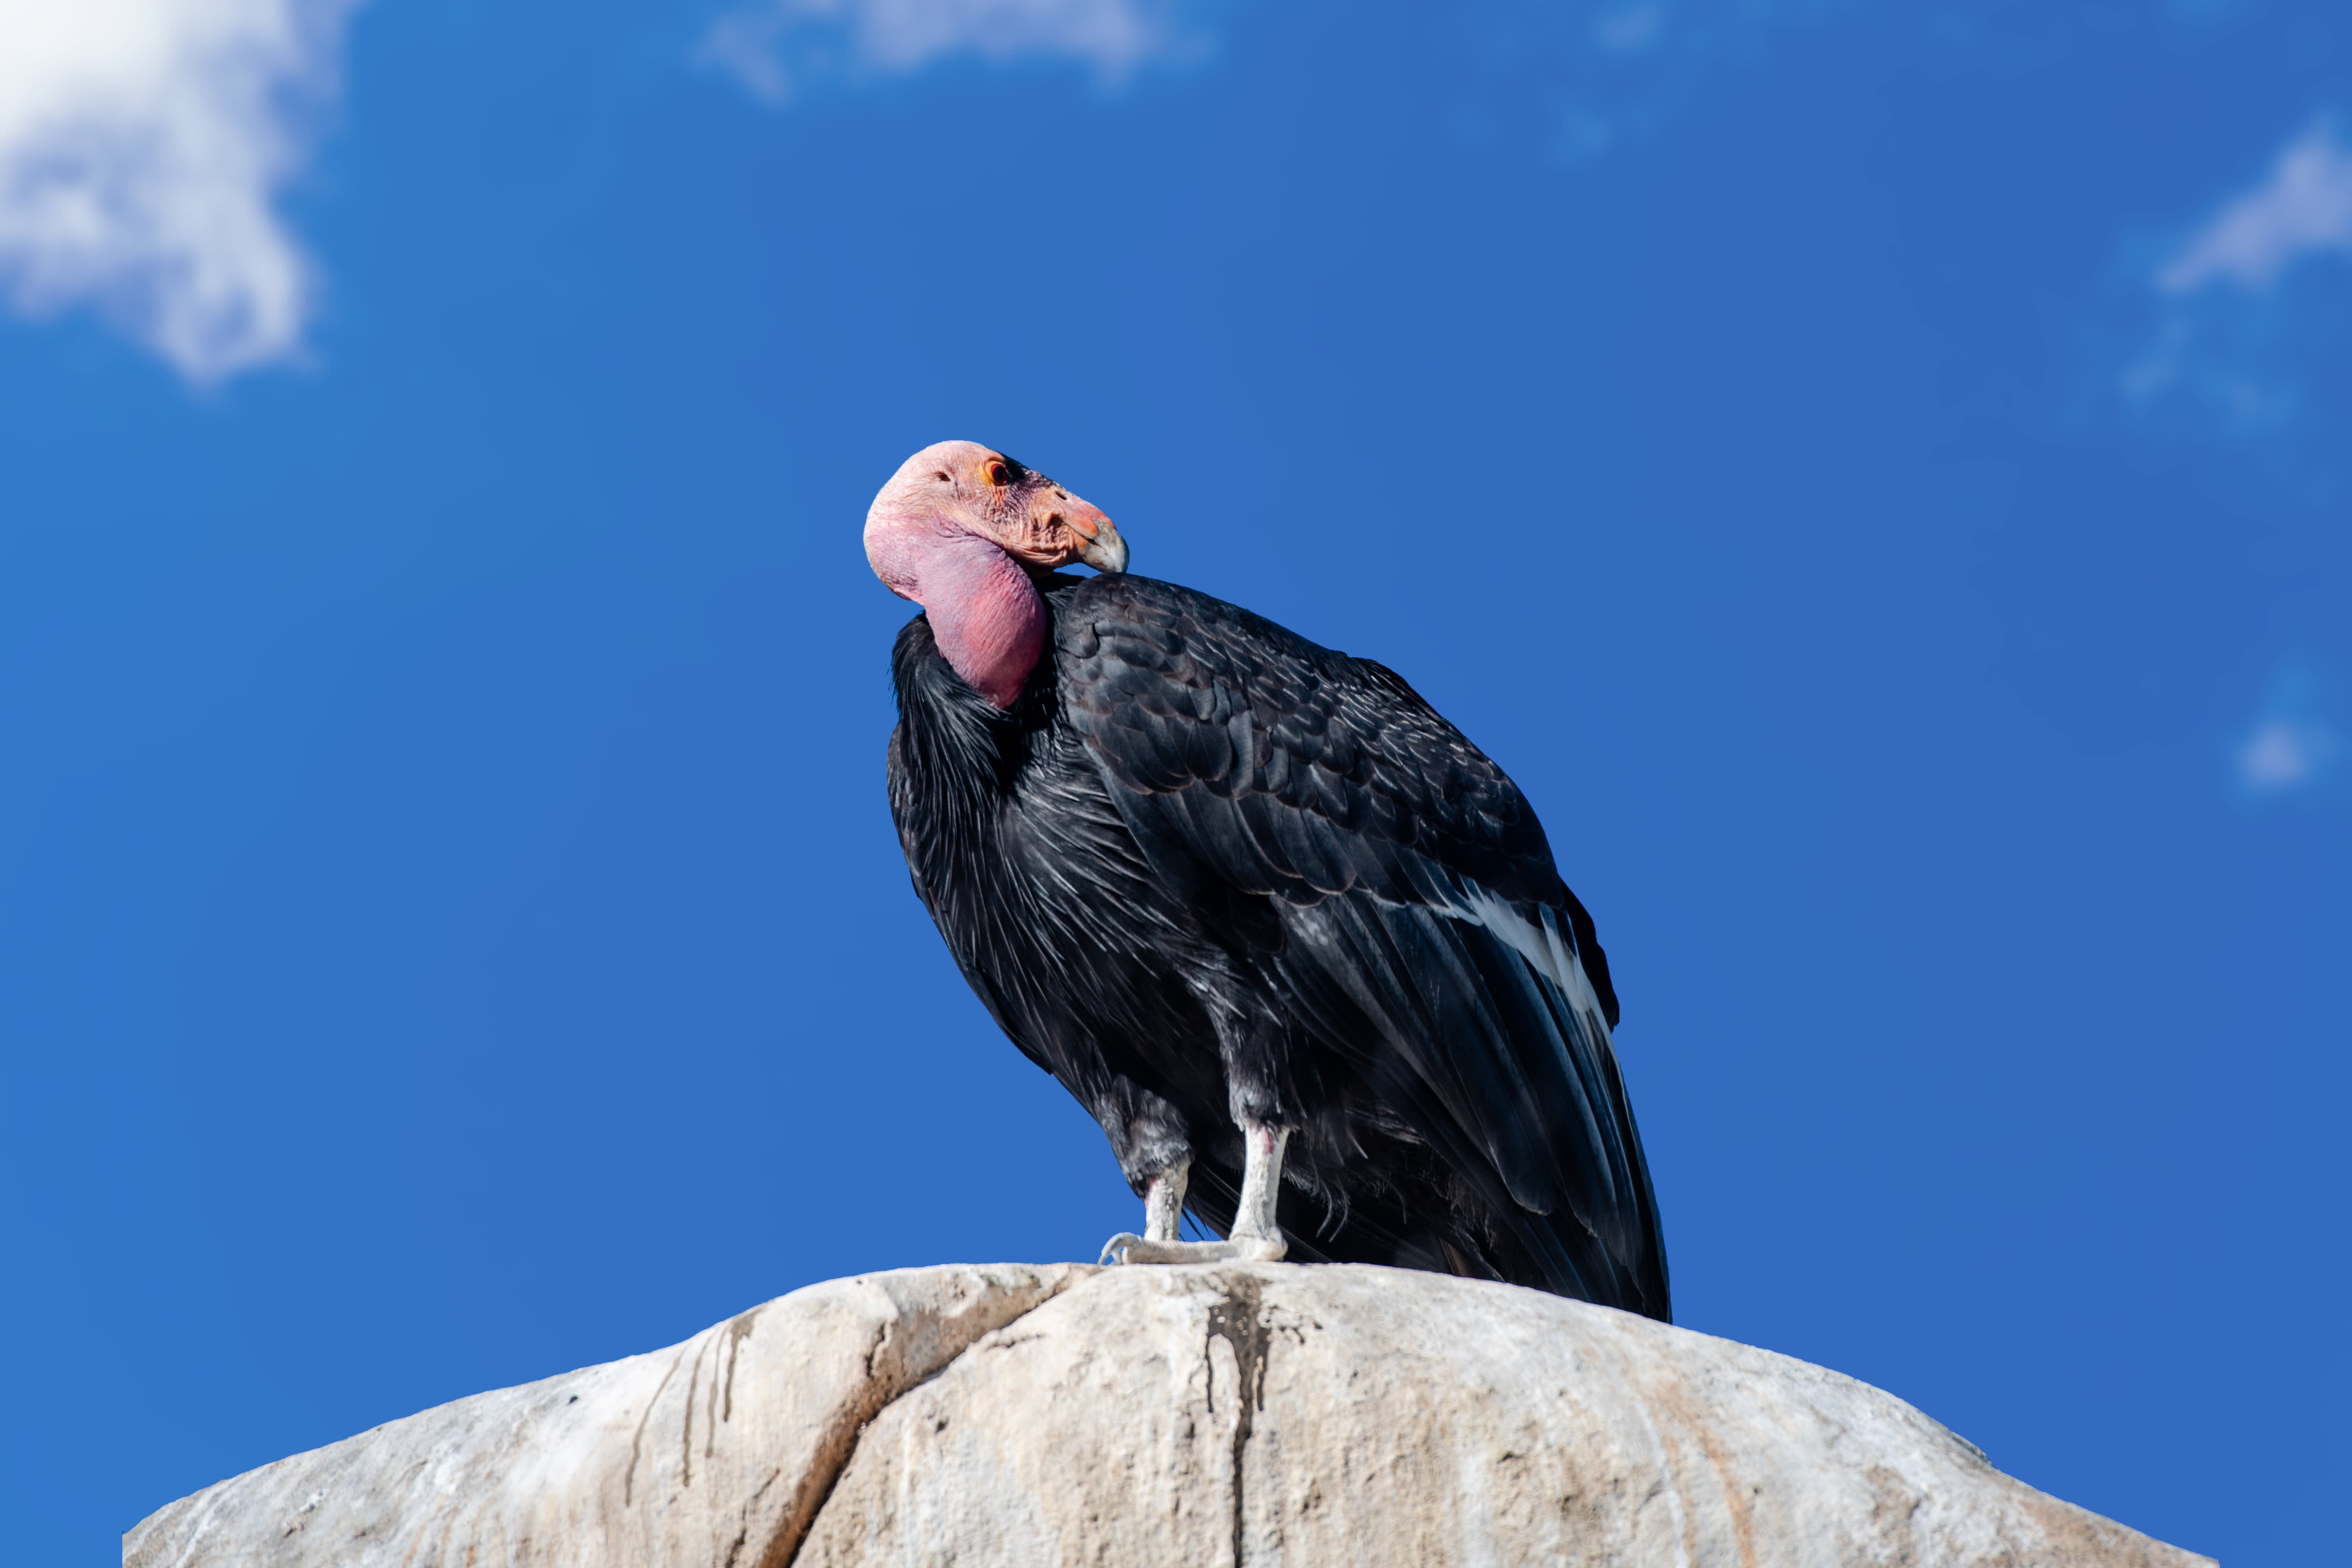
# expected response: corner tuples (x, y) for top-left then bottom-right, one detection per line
(1056, 574), (1668, 1317)
(887, 717), (1063, 1078)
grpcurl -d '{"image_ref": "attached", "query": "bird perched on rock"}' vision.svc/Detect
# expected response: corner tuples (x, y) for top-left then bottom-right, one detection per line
(869, 441), (1670, 1319)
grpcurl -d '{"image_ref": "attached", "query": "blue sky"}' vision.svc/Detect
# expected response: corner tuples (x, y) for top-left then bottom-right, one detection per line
(3, 1), (2345, 1561)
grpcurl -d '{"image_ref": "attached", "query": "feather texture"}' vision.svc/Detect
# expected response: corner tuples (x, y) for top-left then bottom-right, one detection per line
(888, 572), (1668, 1319)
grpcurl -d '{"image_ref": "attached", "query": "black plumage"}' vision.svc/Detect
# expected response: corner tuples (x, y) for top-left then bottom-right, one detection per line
(887, 570), (1670, 1319)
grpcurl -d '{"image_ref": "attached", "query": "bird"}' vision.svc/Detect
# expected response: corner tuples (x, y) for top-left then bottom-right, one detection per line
(868, 440), (1670, 1319)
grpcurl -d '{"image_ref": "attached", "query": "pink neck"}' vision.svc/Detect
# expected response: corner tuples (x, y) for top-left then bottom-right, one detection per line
(902, 532), (1046, 708)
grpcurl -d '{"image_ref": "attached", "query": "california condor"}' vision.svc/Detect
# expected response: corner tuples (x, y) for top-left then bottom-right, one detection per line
(869, 441), (1668, 1319)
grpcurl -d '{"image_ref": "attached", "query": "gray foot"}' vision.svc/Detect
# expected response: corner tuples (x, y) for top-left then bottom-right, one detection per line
(1098, 1233), (1287, 1266)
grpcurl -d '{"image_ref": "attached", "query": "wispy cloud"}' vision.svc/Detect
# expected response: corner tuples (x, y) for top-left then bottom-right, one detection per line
(2123, 116), (2352, 435)
(701, 0), (1842, 159)
(701, 0), (1186, 105)
(1453, 0), (1853, 165)
(0, 0), (356, 383)
(2158, 120), (2352, 295)
(2233, 664), (2340, 799)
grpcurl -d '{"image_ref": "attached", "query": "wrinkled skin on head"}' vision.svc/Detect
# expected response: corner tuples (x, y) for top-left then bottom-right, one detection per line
(864, 439), (1125, 603)
(864, 440), (1127, 708)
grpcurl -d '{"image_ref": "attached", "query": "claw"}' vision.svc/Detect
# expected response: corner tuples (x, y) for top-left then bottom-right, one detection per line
(1096, 1233), (1288, 1267)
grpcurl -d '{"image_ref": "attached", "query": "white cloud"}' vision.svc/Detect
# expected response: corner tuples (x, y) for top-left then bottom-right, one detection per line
(2121, 116), (2352, 434)
(701, 0), (1181, 105)
(0, 0), (356, 383)
(2235, 719), (2331, 793)
(2232, 666), (2340, 799)
(2160, 118), (2352, 296)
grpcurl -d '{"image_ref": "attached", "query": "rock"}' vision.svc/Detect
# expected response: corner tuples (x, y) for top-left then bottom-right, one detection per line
(125, 1263), (2210, 1568)
(126, 1263), (1083, 1568)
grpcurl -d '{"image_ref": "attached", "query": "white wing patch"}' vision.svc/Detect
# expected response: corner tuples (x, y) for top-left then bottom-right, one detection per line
(1441, 880), (1616, 1049)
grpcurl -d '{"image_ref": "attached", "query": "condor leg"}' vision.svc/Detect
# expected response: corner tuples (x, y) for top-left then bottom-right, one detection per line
(1100, 1123), (1289, 1266)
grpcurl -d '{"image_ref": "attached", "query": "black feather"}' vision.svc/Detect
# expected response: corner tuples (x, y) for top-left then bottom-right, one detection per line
(886, 572), (1669, 1319)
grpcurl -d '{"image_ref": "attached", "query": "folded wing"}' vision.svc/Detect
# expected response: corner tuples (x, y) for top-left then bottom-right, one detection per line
(1058, 576), (1669, 1318)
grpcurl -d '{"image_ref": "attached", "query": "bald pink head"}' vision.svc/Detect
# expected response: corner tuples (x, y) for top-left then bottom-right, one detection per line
(864, 441), (1126, 707)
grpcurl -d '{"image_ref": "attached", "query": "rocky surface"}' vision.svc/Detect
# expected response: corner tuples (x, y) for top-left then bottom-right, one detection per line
(126, 1262), (2212, 1568)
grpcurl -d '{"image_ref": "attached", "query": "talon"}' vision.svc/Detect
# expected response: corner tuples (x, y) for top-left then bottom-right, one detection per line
(1094, 1233), (1289, 1267)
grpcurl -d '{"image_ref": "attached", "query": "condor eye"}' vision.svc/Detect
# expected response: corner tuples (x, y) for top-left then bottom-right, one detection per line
(985, 460), (1011, 487)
